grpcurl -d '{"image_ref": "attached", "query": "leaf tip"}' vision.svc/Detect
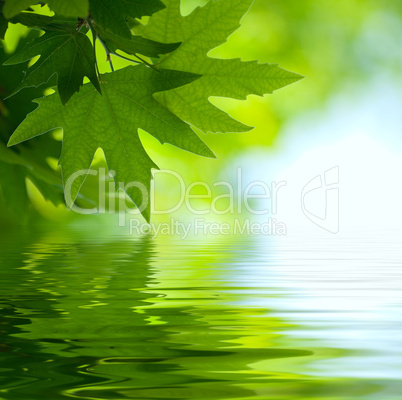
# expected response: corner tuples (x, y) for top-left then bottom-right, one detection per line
(141, 206), (151, 224)
(7, 135), (20, 147)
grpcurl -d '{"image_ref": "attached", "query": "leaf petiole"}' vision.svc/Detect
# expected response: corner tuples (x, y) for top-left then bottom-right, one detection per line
(96, 35), (115, 72)
(133, 53), (159, 72)
(111, 53), (141, 65)
(86, 18), (101, 78)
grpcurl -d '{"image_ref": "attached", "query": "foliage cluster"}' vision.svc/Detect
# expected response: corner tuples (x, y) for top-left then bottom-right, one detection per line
(0, 0), (301, 221)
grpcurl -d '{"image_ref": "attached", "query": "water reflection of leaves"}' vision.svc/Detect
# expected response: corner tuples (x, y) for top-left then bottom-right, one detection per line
(0, 231), (384, 399)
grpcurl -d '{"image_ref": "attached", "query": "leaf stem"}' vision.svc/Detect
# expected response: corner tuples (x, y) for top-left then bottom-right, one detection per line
(108, 52), (159, 71)
(112, 53), (141, 65)
(108, 56), (115, 72)
(86, 19), (101, 79)
(133, 54), (159, 72)
(86, 17), (155, 75)
(96, 35), (115, 72)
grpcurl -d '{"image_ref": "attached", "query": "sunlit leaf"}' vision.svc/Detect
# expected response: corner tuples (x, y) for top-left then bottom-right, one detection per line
(8, 65), (212, 221)
(140, 0), (303, 133)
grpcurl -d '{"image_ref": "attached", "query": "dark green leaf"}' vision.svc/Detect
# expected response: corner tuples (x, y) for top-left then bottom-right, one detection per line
(4, 26), (101, 105)
(0, 6), (7, 39)
(89, 0), (165, 39)
(11, 12), (56, 28)
(46, 0), (89, 18)
(2, 0), (89, 19)
(96, 24), (180, 58)
(2, 0), (35, 19)
(0, 32), (64, 213)
(0, 160), (30, 218)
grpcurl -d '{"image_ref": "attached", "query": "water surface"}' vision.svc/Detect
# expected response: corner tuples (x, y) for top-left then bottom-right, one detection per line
(0, 228), (401, 399)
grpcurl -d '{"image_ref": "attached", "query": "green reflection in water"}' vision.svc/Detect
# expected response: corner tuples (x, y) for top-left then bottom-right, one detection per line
(0, 228), (400, 399)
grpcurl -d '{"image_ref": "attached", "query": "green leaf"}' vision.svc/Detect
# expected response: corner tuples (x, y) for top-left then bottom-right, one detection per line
(2, 0), (35, 19)
(0, 31), (66, 214)
(0, 161), (30, 218)
(96, 24), (180, 58)
(139, 0), (303, 133)
(11, 12), (55, 28)
(0, 142), (26, 166)
(4, 25), (101, 105)
(46, 0), (89, 18)
(0, 4), (7, 39)
(8, 65), (213, 221)
(0, 144), (64, 219)
(2, 0), (89, 19)
(89, 0), (165, 39)
(0, 138), (64, 216)
(11, 13), (85, 30)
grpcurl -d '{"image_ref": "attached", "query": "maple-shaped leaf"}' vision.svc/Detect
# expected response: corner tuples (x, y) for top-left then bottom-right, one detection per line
(2, 0), (89, 19)
(89, 0), (165, 39)
(4, 24), (101, 105)
(139, 0), (303, 133)
(8, 65), (214, 221)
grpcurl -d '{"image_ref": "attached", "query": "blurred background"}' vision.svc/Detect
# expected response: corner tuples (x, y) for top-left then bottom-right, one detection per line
(1, 0), (402, 233)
